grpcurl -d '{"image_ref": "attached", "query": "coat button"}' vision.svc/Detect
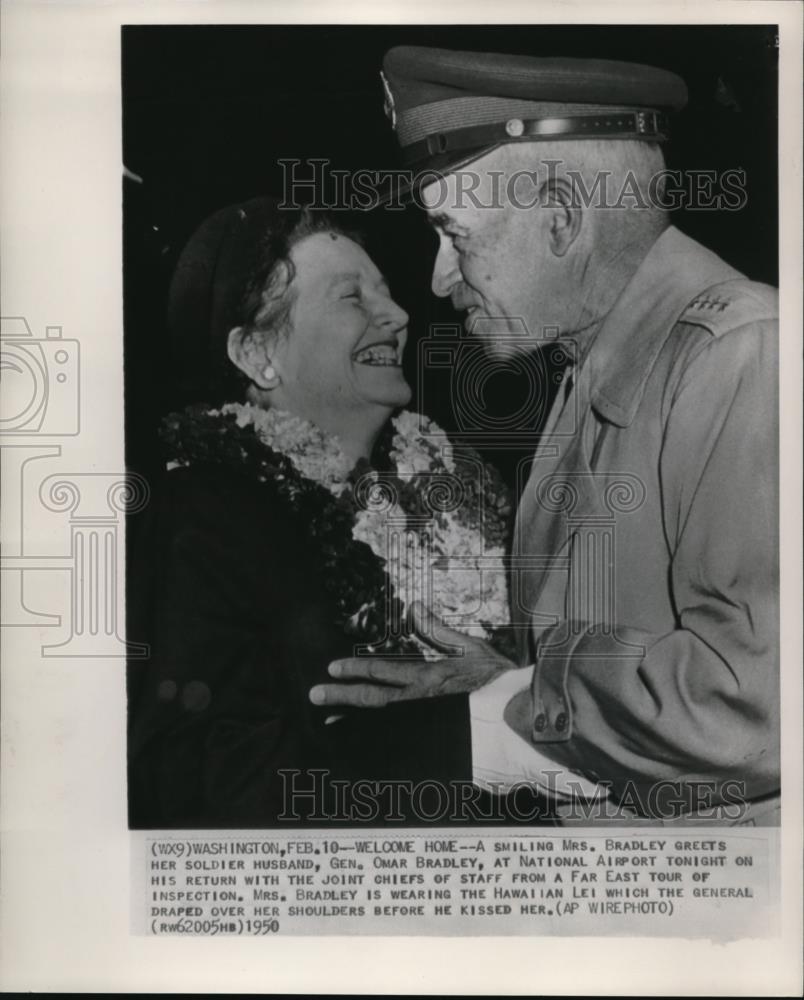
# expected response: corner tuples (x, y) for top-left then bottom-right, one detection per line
(181, 680), (211, 712)
(555, 712), (568, 732)
(157, 679), (177, 702)
(532, 713), (547, 734)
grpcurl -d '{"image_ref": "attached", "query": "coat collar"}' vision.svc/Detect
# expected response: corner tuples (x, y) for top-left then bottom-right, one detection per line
(587, 226), (741, 428)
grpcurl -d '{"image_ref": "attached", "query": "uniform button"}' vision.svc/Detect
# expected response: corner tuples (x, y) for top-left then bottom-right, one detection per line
(554, 712), (568, 732)
(532, 713), (547, 734)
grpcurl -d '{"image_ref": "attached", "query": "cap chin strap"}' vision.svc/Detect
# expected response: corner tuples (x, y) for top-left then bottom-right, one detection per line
(401, 110), (669, 168)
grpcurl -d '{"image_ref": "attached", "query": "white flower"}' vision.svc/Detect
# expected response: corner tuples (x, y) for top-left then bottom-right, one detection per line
(390, 410), (455, 476)
(377, 411), (511, 635)
(219, 403), (352, 496)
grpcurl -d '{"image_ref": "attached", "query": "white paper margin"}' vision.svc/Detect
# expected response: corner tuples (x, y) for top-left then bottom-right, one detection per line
(1, 1), (801, 994)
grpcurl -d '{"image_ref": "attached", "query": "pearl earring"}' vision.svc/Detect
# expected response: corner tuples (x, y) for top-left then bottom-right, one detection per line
(262, 364), (277, 382)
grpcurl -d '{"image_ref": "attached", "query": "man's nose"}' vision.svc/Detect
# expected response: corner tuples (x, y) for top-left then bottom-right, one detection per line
(431, 240), (460, 298)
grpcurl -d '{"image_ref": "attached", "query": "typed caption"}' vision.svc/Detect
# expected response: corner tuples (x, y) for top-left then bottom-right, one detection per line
(134, 827), (776, 938)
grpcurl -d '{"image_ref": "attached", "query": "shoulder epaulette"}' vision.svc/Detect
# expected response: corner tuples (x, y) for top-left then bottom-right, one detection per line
(678, 279), (778, 338)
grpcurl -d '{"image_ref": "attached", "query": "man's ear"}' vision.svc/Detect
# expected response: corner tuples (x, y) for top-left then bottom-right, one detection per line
(226, 327), (281, 390)
(539, 176), (582, 258)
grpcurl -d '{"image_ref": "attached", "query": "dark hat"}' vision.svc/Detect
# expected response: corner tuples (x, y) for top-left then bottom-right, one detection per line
(381, 46), (688, 179)
(168, 197), (288, 402)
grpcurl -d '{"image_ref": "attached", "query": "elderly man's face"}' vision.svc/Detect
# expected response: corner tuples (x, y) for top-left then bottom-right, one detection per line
(422, 151), (564, 356)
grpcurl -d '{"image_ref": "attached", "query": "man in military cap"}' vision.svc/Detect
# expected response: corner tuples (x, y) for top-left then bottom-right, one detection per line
(312, 46), (779, 825)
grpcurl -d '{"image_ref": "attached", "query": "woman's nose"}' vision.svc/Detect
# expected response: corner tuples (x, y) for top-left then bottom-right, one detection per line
(431, 240), (460, 298)
(375, 293), (409, 331)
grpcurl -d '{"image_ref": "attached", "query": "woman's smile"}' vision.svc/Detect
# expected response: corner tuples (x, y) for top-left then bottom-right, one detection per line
(352, 339), (403, 367)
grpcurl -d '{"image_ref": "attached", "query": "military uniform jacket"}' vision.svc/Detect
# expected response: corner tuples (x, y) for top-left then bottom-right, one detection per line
(505, 226), (779, 817)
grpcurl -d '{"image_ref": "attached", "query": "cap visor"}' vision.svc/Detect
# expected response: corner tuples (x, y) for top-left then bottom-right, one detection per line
(373, 144), (502, 208)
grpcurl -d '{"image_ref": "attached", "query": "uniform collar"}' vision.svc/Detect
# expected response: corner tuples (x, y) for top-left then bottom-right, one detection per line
(587, 226), (740, 427)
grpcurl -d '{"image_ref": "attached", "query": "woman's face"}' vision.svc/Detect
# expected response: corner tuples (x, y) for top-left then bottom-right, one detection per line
(269, 233), (412, 426)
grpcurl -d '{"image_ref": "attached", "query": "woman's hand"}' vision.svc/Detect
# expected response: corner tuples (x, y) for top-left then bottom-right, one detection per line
(310, 603), (515, 708)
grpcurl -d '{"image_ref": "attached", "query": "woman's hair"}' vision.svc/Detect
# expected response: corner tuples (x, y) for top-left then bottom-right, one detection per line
(236, 208), (362, 356)
(168, 200), (362, 406)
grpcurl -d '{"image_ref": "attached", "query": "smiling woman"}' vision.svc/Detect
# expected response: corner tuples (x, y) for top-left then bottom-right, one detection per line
(126, 199), (482, 828)
(227, 227), (412, 466)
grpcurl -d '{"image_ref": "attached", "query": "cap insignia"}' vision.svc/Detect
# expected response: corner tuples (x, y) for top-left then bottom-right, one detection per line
(380, 71), (397, 130)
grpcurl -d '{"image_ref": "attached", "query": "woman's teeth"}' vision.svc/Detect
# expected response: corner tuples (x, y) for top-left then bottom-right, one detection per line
(353, 344), (399, 366)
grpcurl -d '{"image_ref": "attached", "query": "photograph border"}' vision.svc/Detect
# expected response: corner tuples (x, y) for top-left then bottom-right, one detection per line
(1, 1), (801, 994)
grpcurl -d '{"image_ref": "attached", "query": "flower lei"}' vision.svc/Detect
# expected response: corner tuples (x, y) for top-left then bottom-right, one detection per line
(161, 403), (514, 657)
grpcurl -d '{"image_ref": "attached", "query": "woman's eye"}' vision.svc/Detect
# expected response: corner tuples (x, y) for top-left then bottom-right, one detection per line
(341, 290), (361, 301)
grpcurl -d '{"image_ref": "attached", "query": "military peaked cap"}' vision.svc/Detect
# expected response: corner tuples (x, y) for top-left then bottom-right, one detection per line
(381, 46), (688, 177)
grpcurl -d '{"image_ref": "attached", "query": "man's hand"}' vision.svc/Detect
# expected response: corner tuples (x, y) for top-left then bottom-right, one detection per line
(310, 603), (515, 708)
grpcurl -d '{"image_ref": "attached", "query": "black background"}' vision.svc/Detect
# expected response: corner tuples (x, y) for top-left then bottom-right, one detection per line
(123, 24), (778, 486)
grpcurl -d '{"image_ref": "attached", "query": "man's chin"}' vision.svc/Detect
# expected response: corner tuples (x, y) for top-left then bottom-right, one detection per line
(466, 313), (538, 357)
(466, 310), (533, 335)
